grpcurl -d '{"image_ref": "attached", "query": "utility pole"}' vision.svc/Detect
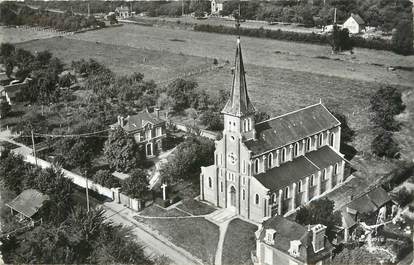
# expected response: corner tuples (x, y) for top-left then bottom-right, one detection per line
(87, 3), (90, 17)
(334, 7), (337, 24)
(85, 173), (90, 213)
(31, 130), (37, 166)
(182, 0), (184, 16)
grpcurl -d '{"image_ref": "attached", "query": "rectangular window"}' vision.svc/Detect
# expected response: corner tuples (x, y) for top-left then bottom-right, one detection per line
(156, 127), (162, 137)
(145, 130), (151, 140)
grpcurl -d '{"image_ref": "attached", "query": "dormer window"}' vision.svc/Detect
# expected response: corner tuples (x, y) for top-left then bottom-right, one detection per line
(288, 240), (301, 257)
(265, 229), (276, 245)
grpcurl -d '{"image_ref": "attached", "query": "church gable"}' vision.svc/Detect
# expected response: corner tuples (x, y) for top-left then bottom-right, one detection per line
(245, 103), (340, 156)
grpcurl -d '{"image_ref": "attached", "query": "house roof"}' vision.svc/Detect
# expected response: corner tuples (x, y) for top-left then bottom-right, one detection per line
(221, 37), (256, 117)
(113, 110), (164, 133)
(261, 216), (333, 263)
(255, 146), (344, 191)
(6, 189), (49, 218)
(116, 6), (129, 12)
(245, 103), (340, 156)
(349, 13), (365, 25)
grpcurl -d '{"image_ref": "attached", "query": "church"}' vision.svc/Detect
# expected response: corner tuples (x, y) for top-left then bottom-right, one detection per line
(200, 37), (346, 223)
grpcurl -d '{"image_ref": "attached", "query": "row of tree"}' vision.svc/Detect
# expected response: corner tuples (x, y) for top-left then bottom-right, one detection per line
(0, 150), (153, 264)
(370, 87), (405, 158)
(0, 2), (104, 32)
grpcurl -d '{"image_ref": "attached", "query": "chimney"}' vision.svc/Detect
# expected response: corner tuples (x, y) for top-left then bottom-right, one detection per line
(154, 107), (160, 118)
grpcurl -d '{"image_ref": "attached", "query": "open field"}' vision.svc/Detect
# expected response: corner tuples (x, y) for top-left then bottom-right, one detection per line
(0, 26), (66, 43)
(15, 37), (214, 82)
(66, 24), (414, 87)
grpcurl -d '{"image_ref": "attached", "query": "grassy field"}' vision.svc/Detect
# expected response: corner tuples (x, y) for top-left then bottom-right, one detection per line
(15, 37), (214, 83)
(222, 218), (257, 265)
(0, 26), (64, 43)
(66, 24), (414, 87)
(136, 205), (219, 265)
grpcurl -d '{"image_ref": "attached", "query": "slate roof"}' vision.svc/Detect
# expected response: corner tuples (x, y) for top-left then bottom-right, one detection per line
(255, 146), (344, 191)
(112, 110), (164, 133)
(221, 38), (256, 117)
(261, 216), (333, 264)
(350, 13), (365, 25)
(6, 189), (49, 218)
(245, 103), (340, 156)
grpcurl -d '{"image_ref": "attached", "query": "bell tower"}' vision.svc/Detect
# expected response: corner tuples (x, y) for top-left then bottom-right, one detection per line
(221, 37), (256, 141)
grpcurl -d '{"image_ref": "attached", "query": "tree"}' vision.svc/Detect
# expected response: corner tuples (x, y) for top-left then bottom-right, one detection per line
(295, 198), (341, 240)
(0, 101), (11, 119)
(371, 130), (400, 158)
(0, 42), (15, 62)
(108, 14), (118, 25)
(166, 78), (198, 112)
(121, 169), (149, 198)
(104, 127), (141, 172)
(92, 170), (120, 188)
(200, 110), (223, 131)
(330, 25), (353, 53)
(254, 111), (270, 123)
(370, 86), (405, 131)
(0, 150), (28, 194)
(391, 19), (413, 55)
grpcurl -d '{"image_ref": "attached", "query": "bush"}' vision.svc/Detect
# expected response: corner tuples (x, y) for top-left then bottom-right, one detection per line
(92, 169), (120, 188)
(394, 187), (414, 206)
(371, 130), (400, 158)
(382, 161), (414, 191)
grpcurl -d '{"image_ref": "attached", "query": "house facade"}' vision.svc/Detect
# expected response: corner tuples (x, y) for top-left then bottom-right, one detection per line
(342, 13), (365, 34)
(253, 216), (333, 265)
(111, 109), (166, 158)
(200, 37), (346, 223)
(115, 6), (130, 19)
(0, 77), (31, 105)
(211, 0), (224, 15)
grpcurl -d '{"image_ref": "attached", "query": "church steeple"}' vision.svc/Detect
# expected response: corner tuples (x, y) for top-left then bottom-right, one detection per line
(221, 37), (255, 117)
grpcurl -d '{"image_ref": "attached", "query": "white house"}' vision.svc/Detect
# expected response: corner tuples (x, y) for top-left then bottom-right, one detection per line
(211, 0), (224, 15)
(342, 13), (365, 34)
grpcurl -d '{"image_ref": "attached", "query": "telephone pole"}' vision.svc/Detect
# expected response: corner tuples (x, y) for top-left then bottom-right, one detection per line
(85, 173), (90, 213)
(31, 130), (37, 166)
(87, 3), (90, 17)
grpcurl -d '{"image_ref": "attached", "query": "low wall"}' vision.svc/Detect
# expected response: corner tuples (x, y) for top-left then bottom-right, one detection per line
(21, 152), (145, 212)
(171, 122), (220, 140)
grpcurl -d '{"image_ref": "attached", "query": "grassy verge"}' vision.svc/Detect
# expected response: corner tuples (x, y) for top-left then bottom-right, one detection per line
(176, 199), (216, 215)
(222, 218), (257, 265)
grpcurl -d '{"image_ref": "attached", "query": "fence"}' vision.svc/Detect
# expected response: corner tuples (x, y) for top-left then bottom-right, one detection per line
(19, 152), (144, 212)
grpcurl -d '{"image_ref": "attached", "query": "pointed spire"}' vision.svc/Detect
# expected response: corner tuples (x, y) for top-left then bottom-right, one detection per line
(222, 37), (255, 117)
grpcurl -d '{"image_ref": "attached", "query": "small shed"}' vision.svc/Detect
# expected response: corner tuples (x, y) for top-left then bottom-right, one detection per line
(6, 189), (49, 222)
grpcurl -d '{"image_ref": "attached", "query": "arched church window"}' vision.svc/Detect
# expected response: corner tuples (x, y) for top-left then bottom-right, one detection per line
(254, 159), (259, 174)
(318, 133), (323, 146)
(284, 187), (290, 199)
(329, 133), (335, 146)
(334, 163), (339, 175)
(310, 175), (314, 186)
(322, 169), (326, 181)
(242, 189), (246, 200)
(306, 137), (311, 151)
(294, 142), (299, 157)
(297, 181), (302, 193)
(247, 118), (251, 131)
(255, 194), (260, 205)
(268, 153), (273, 168)
(208, 177), (212, 188)
(281, 148), (286, 162)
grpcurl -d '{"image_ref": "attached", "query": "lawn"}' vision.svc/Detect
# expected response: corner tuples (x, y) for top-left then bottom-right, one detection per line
(222, 218), (258, 265)
(135, 206), (219, 265)
(176, 198), (216, 215)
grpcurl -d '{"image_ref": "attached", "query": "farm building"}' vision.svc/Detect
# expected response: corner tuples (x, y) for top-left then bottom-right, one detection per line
(200, 37), (346, 223)
(115, 6), (130, 19)
(0, 77), (32, 105)
(342, 13), (365, 34)
(252, 215), (333, 265)
(211, 0), (224, 15)
(110, 109), (167, 158)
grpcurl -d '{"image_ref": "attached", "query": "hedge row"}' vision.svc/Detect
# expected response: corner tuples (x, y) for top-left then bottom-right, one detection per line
(193, 24), (393, 51)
